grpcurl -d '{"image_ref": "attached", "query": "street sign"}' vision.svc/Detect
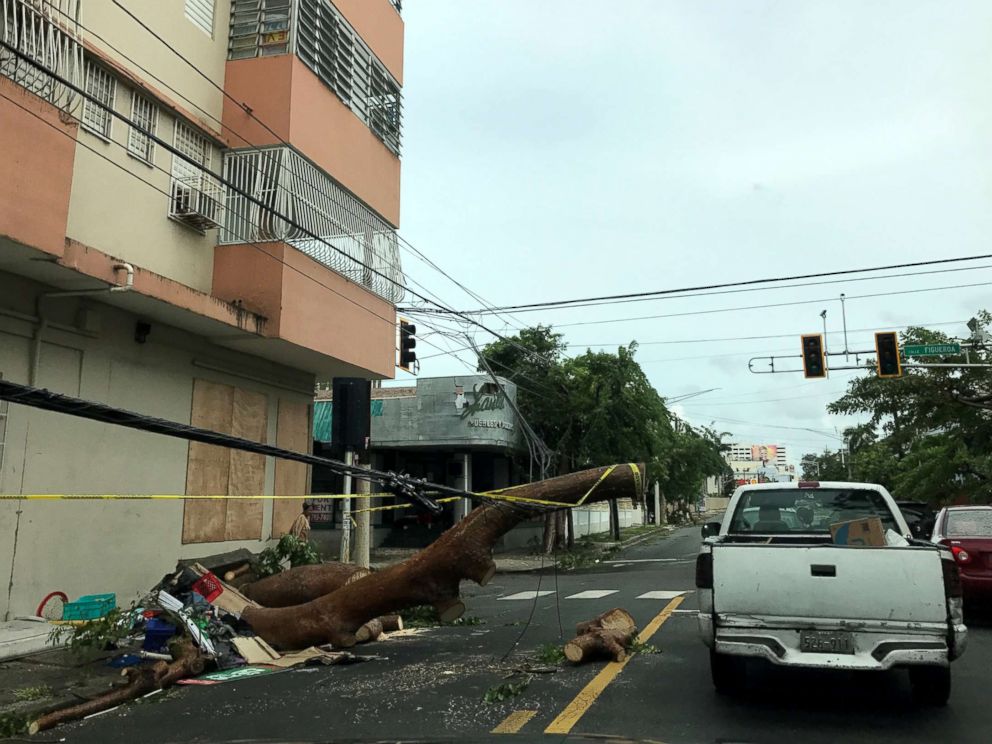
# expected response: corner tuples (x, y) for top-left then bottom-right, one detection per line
(903, 343), (961, 357)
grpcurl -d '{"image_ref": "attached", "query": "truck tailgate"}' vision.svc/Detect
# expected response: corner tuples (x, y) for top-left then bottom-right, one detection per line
(712, 544), (946, 624)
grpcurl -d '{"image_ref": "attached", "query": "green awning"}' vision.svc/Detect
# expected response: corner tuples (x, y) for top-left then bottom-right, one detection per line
(313, 399), (383, 443)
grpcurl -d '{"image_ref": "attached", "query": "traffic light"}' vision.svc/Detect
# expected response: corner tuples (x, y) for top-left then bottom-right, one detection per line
(398, 318), (417, 372)
(801, 334), (826, 379)
(875, 331), (901, 378)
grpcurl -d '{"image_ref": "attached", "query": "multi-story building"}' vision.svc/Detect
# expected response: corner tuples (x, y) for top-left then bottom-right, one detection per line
(0, 0), (405, 618)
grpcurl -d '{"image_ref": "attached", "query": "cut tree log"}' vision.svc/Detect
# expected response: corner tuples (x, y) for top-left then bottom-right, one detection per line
(30, 638), (204, 733)
(575, 607), (636, 637)
(355, 614), (404, 643)
(242, 463), (644, 650)
(242, 562), (372, 607)
(564, 628), (635, 663)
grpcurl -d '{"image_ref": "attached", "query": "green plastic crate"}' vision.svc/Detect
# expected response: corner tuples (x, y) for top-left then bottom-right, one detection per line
(63, 593), (116, 620)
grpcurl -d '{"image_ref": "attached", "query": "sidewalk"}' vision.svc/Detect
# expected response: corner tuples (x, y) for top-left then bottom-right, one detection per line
(0, 618), (60, 662)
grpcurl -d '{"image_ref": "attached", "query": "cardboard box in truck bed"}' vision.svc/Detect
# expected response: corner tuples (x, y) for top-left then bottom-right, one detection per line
(830, 516), (885, 547)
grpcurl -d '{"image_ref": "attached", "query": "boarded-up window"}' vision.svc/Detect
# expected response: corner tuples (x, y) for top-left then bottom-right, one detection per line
(182, 379), (268, 543)
(271, 399), (312, 537)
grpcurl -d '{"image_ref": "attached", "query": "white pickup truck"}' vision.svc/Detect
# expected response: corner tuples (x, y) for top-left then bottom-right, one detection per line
(696, 481), (967, 705)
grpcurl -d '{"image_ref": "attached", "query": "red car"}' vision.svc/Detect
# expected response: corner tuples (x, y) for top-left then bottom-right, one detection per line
(932, 506), (992, 602)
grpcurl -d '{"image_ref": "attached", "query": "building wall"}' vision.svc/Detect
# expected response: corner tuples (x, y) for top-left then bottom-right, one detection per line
(0, 272), (313, 620)
(368, 376), (523, 450)
(0, 78), (77, 257)
(333, 0), (404, 84)
(221, 55), (401, 227)
(65, 103), (219, 294)
(81, 0), (231, 130)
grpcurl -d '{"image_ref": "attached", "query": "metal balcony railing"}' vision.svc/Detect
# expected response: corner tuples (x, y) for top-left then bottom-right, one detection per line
(221, 147), (405, 304)
(0, 0), (82, 111)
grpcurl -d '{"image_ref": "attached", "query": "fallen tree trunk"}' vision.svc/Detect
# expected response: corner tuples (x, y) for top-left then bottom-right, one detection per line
(30, 638), (204, 734)
(242, 562), (371, 607)
(243, 463), (644, 649)
(565, 629), (635, 663)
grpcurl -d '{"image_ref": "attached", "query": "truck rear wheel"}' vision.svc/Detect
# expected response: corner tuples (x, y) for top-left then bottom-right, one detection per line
(710, 650), (746, 695)
(909, 665), (951, 707)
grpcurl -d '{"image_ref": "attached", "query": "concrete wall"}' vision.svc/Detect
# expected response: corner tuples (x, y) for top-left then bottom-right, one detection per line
(82, 1), (231, 129)
(0, 271), (314, 620)
(498, 506), (644, 552)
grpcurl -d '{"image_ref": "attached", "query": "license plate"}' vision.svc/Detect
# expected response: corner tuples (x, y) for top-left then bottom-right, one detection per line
(799, 630), (855, 654)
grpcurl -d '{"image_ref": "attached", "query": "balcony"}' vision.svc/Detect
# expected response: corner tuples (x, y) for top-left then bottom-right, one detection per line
(221, 146), (405, 305)
(0, 0), (83, 111)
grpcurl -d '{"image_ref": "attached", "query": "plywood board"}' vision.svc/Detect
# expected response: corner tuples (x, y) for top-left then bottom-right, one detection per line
(183, 380), (234, 544)
(225, 388), (267, 541)
(272, 399), (311, 537)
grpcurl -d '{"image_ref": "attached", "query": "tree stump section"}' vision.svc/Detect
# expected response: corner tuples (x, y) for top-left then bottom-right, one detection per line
(355, 614), (404, 643)
(566, 607), (638, 664)
(242, 464), (644, 650)
(565, 629), (635, 663)
(575, 607), (636, 637)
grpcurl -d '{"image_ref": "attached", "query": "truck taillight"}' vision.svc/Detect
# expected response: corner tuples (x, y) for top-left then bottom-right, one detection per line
(942, 555), (963, 599)
(695, 552), (713, 589)
(951, 545), (972, 565)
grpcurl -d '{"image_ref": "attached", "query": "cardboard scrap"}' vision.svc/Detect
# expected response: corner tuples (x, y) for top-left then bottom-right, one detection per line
(830, 516), (886, 547)
(232, 635), (357, 668)
(232, 636), (281, 665)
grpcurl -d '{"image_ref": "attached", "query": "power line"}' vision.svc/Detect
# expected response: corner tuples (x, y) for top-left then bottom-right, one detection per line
(572, 319), (968, 348)
(550, 282), (992, 329)
(433, 254), (992, 314)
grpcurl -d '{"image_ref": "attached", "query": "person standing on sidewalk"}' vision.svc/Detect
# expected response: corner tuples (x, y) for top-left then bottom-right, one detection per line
(289, 502), (312, 543)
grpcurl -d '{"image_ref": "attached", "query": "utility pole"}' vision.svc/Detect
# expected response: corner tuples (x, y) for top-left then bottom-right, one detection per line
(353, 454), (371, 568)
(339, 448), (353, 563)
(653, 481), (663, 526)
(840, 293), (849, 361)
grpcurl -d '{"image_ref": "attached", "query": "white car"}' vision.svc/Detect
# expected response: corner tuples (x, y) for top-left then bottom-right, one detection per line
(696, 481), (967, 706)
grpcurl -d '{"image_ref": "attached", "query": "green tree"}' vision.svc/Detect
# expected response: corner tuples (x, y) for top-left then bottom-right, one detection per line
(479, 329), (730, 530)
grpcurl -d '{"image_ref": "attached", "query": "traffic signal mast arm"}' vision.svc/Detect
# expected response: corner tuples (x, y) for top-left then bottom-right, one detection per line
(749, 337), (992, 375)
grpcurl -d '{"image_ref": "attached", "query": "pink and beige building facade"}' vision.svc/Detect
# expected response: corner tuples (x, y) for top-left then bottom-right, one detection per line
(0, 0), (405, 618)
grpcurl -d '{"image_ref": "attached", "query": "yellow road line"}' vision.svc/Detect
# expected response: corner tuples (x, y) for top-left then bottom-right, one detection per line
(544, 595), (685, 735)
(491, 709), (538, 734)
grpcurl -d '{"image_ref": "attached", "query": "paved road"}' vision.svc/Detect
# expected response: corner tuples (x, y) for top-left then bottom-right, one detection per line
(43, 525), (992, 744)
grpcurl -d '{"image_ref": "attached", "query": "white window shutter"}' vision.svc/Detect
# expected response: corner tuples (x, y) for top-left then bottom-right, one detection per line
(185, 0), (215, 37)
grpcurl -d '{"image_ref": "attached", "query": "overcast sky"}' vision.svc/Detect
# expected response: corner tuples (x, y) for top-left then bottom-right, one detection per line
(392, 0), (992, 465)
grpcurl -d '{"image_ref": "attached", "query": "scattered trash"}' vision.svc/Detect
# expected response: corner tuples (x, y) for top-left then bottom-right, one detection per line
(141, 618), (177, 653)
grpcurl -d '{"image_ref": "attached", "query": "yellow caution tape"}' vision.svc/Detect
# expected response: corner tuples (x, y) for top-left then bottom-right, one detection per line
(0, 464), (644, 512)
